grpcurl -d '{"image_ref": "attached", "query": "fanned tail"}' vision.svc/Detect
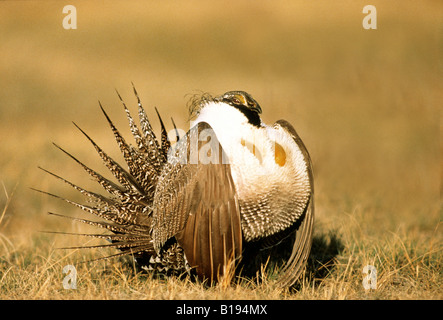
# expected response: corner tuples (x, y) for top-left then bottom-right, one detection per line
(38, 87), (185, 272)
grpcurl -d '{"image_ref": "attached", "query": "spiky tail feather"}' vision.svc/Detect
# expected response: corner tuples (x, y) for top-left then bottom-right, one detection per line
(37, 86), (186, 273)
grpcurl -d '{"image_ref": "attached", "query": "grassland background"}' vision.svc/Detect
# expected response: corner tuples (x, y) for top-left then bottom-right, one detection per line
(0, 1), (441, 300)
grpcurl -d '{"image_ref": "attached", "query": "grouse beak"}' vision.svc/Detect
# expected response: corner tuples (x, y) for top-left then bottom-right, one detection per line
(251, 103), (262, 115)
(215, 92), (263, 115)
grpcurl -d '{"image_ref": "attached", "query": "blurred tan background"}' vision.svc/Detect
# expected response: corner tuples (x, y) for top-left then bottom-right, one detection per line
(0, 1), (441, 247)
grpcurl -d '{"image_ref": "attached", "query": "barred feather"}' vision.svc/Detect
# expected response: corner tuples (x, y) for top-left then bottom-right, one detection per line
(39, 87), (185, 273)
(38, 88), (314, 287)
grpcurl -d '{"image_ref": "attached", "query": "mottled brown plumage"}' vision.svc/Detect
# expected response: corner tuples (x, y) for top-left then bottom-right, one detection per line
(36, 87), (314, 287)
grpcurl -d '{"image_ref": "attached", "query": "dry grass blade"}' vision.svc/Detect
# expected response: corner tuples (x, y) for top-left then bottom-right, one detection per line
(0, 1), (441, 300)
(0, 182), (18, 228)
(0, 182), (18, 260)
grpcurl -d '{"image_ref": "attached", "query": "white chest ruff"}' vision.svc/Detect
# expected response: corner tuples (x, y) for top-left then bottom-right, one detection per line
(192, 102), (311, 240)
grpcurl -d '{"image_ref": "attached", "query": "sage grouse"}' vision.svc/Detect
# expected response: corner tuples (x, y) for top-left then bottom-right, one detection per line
(38, 87), (314, 287)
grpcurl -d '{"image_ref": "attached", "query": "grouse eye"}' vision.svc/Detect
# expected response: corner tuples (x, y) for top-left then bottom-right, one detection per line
(232, 97), (241, 104)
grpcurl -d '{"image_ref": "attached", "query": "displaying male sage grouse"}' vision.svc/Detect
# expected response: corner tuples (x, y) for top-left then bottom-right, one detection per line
(37, 87), (314, 288)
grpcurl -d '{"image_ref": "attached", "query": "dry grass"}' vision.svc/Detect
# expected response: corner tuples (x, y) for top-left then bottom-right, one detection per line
(0, 1), (441, 300)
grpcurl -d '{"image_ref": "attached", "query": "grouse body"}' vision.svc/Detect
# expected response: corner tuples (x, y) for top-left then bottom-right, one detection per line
(38, 87), (314, 287)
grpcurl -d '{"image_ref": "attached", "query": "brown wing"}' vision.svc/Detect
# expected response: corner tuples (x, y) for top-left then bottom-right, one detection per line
(274, 119), (314, 287)
(152, 121), (242, 283)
